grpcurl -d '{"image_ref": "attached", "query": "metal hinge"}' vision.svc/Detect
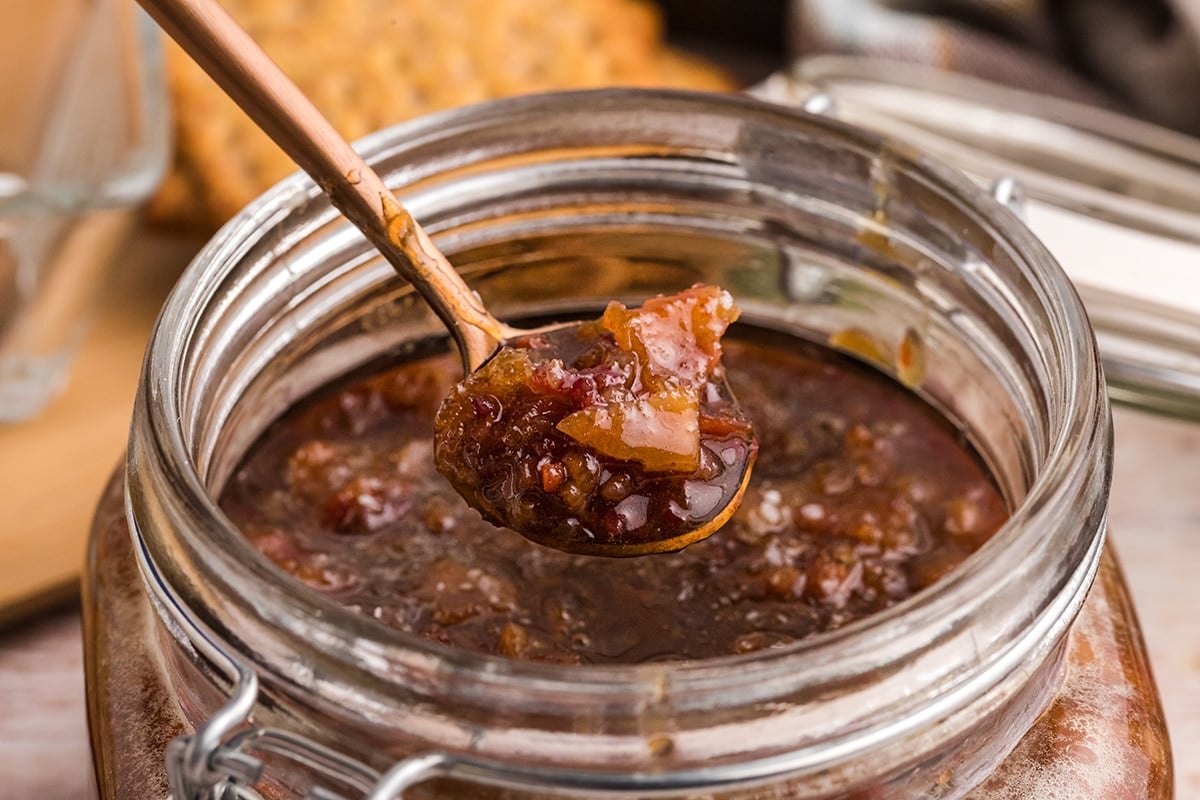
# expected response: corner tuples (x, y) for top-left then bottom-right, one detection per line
(163, 660), (455, 800)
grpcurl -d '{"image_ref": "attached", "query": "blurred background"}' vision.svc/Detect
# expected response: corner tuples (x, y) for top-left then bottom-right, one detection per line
(2, 0), (1200, 796)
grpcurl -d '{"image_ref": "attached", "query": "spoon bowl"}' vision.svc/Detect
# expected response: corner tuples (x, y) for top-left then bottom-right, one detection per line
(436, 300), (758, 556)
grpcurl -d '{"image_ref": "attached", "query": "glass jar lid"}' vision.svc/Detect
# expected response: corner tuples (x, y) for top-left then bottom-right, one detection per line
(755, 56), (1200, 420)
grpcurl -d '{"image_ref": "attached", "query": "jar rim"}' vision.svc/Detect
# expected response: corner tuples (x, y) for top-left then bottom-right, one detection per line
(131, 89), (1108, 704)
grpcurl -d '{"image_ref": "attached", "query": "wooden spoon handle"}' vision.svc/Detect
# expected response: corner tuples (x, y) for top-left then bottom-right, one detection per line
(138, 0), (507, 367)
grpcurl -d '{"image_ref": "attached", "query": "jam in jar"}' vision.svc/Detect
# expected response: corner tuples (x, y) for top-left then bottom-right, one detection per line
(84, 91), (1170, 799)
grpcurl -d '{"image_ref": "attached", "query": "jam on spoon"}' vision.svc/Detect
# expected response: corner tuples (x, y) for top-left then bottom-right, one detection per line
(434, 285), (758, 556)
(138, 0), (757, 555)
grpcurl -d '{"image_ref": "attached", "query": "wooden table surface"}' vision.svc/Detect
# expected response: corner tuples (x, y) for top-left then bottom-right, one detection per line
(1, 234), (1198, 799)
(0, 231), (200, 622)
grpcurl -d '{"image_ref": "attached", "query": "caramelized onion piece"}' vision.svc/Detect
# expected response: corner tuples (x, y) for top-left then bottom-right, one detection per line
(433, 285), (757, 555)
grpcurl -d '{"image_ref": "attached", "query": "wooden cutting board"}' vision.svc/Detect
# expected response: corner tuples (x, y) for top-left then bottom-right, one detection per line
(0, 230), (200, 626)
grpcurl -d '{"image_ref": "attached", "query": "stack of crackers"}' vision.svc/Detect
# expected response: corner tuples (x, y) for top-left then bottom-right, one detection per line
(152, 0), (732, 230)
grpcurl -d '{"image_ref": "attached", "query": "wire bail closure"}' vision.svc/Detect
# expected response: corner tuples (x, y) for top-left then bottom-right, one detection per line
(137, 518), (442, 800)
(163, 657), (449, 800)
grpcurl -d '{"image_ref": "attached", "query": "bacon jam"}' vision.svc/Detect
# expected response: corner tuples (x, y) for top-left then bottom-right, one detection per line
(433, 285), (757, 555)
(219, 328), (1008, 664)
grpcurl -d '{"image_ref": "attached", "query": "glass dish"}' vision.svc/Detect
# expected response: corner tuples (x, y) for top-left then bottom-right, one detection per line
(83, 89), (1168, 798)
(0, 0), (169, 421)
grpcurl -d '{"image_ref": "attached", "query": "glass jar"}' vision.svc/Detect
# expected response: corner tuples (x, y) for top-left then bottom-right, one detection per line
(83, 90), (1170, 799)
(756, 56), (1200, 421)
(0, 0), (169, 420)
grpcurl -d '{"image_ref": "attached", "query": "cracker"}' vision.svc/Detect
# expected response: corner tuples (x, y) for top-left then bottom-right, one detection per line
(655, 48), (739, 92)
(151, 0), (733, 230)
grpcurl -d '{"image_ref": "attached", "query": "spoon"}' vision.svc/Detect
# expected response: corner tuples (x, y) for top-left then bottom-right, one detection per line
(137, 0), (757, 555)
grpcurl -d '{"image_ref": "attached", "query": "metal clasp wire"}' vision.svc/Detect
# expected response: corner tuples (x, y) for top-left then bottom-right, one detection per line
(141, 556), (488, 800)
(132, 510), (413, 800)
(162, 659), (415, 800)
(165, 660), (264, 800)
